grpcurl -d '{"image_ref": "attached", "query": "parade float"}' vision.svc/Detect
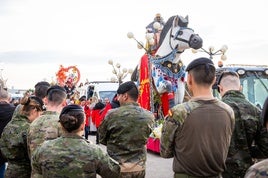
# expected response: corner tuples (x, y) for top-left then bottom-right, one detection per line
(56, 65), (80, 86)
(56, 65), (81, 102)
(128, 14), (203, 153)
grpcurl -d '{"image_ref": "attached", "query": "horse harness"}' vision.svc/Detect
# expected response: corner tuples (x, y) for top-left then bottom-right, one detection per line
(169, 26), (195, 54)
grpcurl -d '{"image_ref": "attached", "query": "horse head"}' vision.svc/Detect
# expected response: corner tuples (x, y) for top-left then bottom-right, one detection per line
(150, 15), (202, 104)
(156, 15), (203, 63)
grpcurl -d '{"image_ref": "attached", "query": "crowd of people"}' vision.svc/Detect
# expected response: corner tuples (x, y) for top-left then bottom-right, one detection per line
(160, 57), (268, 178)
(0, 57), (267, 178)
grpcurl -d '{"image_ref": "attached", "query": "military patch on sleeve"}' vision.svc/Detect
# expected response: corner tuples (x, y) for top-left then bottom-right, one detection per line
(168, 109), (173, 117)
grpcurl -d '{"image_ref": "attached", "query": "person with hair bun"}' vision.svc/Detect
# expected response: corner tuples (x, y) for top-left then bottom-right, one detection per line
(0, 95), (44, 178)
(12, 81), (50, 118)
(31, 104), (120, 178)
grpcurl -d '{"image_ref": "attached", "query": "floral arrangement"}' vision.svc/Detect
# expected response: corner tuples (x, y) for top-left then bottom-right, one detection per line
(150, 123), (163, 139)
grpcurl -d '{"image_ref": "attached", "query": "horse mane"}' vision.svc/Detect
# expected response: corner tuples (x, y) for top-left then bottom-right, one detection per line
(158, 15), (189, 48)
(158, 15), (176, 47)
(131, 65), (138, 82)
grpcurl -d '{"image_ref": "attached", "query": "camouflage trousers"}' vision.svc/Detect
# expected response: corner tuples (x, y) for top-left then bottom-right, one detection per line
(222, 156), (253, 178)
(5, 163), (31, 178)
(120, 170), (145, 178)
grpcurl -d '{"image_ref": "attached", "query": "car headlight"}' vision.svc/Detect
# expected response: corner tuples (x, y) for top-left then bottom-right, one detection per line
(264, 69), (268, 75)
(237, 69), (245, 75)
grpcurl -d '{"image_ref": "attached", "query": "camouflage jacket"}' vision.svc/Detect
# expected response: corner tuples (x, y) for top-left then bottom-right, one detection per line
(27, 111), (62, 158)
(222, 90), (268, 177)
(10, 103), (22, 118)
(32, 133), (120, 178)
(0, 114), (31, 178)
(99, 102), (155, 170)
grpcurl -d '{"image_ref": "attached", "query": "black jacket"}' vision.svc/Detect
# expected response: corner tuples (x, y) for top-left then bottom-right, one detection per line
(0, 102), (16, 165)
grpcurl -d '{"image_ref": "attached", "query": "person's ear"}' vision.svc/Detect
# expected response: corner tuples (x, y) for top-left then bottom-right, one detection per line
(217, 85), (222, 93)
(212, 76), (216, 85)
(123, 93), (128, 101)
(81, 123), (85, 131)
(62, 100), (67, 107)
(187, 73), (193, 86)
(43, 97), (48, 105)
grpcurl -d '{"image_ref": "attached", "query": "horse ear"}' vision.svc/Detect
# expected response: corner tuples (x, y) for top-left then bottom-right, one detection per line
(173, 15), (179, 27)
(185, 15), (189, 22)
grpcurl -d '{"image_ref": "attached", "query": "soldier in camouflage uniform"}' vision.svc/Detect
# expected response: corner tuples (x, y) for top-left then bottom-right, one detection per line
(0, 95), (44, 178)
(160, 57), (235, 178)
(217, 71), (268, 178)
(99, 81), (155, 178)
(32, 104), (120, 178)
(27, 85), (67, 176)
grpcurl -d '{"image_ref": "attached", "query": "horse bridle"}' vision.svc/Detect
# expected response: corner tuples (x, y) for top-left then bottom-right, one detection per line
(169, 26), (194, 53)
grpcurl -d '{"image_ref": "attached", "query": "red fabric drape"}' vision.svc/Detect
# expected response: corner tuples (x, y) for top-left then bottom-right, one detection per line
(161, 92), (175, 116)
(161, 93), (169, 116)
(138, 54), (151, 111)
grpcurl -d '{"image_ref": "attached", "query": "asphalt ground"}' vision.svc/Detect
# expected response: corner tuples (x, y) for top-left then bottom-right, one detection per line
(88, 134), (174, 178)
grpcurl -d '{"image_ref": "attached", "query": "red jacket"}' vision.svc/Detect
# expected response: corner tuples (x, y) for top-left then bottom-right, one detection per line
(91, 109), (103, 128)
(99, 103), (112, 121)
(84, 105), (91, 126)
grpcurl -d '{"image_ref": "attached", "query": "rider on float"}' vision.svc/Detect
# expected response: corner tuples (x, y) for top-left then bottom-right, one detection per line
(145, 13), (165, 55)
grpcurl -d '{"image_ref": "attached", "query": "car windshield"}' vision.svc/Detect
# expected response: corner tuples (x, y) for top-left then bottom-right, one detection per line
(240, 71), (268, 109)
(99, 91), (117, 102)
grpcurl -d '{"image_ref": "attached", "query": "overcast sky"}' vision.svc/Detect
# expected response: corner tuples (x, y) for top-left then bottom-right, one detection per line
(0, 0), (267, 89)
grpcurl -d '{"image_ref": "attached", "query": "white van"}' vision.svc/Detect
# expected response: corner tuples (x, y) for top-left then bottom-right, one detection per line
(85, 81), (119, 102)
(78, 81), (119, 101)
(78, 81), (119, 134)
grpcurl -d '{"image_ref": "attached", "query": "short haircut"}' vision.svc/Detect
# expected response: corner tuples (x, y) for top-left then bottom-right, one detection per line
(218, 71), (239, 85)
(189, 64), (216, 86)
(47, 85), (67, 106)
(126, 86), (139, 101)
(218, 71), (240, 90)
(117, 81), (139, 101)
(34, 81), (50, 99)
